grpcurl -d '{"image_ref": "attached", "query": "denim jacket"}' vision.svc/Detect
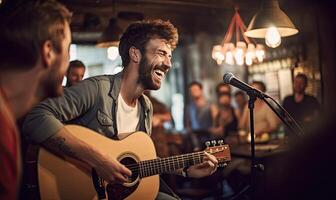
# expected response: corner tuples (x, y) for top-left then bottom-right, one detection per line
(23, 72), (153, 143)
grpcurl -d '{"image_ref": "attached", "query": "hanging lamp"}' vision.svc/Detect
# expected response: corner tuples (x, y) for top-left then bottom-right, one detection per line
(244, 0), (299, 48)
(212, 8), (265, 66)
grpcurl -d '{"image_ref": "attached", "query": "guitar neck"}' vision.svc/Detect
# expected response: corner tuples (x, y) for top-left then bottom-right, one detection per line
(139, 151), (204, 178)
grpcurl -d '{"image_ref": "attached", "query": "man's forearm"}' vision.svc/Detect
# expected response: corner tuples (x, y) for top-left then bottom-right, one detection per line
(41, 126), (132, 183)
(42, 127), (102, 168)
(43, 132), (77, 159)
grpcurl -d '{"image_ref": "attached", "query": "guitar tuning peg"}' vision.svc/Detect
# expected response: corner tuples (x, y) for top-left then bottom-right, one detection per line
(211, 140), (216, 146)
(218, 140), (224, 145)
(205, 141), (211, 147)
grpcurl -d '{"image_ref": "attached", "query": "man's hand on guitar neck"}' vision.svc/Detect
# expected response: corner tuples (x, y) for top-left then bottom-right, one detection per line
(43, 127), (132, 183)
(185, 152), (218, 178)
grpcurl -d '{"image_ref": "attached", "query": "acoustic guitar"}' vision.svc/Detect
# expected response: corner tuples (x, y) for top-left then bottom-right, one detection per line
(36, 125), (231, 200)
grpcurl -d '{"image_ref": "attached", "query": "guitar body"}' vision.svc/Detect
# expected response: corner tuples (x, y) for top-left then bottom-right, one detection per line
(38, 125), (159, 200)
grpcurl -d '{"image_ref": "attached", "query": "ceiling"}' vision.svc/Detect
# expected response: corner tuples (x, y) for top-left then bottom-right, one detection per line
(59, 0), (317, 44)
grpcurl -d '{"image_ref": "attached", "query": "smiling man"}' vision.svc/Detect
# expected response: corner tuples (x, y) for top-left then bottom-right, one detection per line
(65, 60), (86, 87)
(23, 20), (218, 199)
(0, 1), (71, 199)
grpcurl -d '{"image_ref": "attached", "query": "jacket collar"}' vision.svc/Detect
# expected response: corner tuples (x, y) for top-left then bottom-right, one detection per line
(109, 71), (122, 100)
(109, 71), (150, 113)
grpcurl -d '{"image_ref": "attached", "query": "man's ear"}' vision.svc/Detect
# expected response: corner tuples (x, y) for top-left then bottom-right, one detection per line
(129, 46), (142, 63)
(41, 40), (55, 69)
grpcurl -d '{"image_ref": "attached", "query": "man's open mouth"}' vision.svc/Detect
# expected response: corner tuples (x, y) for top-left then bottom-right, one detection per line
(154, 68), (165, 81)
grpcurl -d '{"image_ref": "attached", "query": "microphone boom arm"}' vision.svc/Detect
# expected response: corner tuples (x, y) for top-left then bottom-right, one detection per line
(262, 95), (304, 137)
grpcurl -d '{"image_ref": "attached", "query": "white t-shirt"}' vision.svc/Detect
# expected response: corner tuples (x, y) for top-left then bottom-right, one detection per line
(117, 94), (140, 137)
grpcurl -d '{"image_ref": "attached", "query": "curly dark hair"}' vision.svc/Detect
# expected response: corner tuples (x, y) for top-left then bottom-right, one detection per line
(119, 19), (178, 67)
(0, 0), (71, 69)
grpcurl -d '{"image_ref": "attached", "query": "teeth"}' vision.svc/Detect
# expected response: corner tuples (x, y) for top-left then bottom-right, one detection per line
(154, 69), (164, 77)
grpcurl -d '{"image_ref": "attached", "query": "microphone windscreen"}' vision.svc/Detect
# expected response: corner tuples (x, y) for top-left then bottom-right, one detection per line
(223, 73), (234, 84)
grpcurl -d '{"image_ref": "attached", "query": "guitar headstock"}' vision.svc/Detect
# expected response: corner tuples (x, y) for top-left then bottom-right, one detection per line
(204, 140), (231, 167)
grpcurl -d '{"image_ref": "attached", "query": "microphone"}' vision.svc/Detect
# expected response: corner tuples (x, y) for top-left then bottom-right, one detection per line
(223, 73), (268, 99)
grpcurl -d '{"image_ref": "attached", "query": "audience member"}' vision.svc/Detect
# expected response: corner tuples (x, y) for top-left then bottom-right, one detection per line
(211, 93), (238, 139)
(216, 82), (231, 96)
(0, 1), (71, 199)
(282, 73), (320, 131)
(239, 81), (280, 136)
(185, 81), (217, 131)
(65, 60), (86, 87)
(233, 90), (247, 122)
(185, 81), (217, 149)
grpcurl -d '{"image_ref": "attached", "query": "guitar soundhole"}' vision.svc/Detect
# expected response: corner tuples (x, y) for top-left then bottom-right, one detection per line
(119, 156), (139, 183)
(106, 156), (140, 200)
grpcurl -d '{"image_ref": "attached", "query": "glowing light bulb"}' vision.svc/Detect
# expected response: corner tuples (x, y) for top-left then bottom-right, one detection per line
(265, 27), (281, 48)
(212, 45), (222, 59)
(225, 51), (234, 65)
(245, 52), (253, 66)
(212, 45), (224, 64)
(107, 46), (119, 60)
(235, 48), (244, 66)
(218, 53), (225, 60)
(255, 44), (265, 62)
(216, 59), (223, 65)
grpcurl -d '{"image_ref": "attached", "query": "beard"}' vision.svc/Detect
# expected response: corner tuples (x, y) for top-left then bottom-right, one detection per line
(44, 63), (65, 98)
(138, 57), (161, 90)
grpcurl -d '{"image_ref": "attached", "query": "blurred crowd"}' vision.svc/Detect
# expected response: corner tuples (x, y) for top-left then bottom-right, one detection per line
(150, 73), (320, 156)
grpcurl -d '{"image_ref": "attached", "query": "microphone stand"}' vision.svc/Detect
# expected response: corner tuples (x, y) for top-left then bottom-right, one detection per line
(231, 91), (301, 200)
(245, 92), (304, 200)
(229, 91), (260, 200)
(247, 91), (259, 200)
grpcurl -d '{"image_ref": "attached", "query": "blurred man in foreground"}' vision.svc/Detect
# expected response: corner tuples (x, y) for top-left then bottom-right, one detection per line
(0, 1), (71, 198)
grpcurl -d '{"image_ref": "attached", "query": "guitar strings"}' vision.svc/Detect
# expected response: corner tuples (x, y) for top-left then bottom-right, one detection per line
(133, 147), (228, 177)
(125, 151), (205, 167)
(132, 146), (227, 174)
(125, 152), (206, 177)
(124, 151), (204, 170)
(128, 152), (205, 171)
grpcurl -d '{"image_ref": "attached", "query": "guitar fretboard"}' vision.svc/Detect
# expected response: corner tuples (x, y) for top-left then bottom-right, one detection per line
(138, 151), (205, 178)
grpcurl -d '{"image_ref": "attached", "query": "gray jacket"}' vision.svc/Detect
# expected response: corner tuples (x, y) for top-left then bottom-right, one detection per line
(23, 72), (153, 143)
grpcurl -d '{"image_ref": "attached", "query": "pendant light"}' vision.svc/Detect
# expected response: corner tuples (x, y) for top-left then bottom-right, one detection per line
(244, 0), (298, 48)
